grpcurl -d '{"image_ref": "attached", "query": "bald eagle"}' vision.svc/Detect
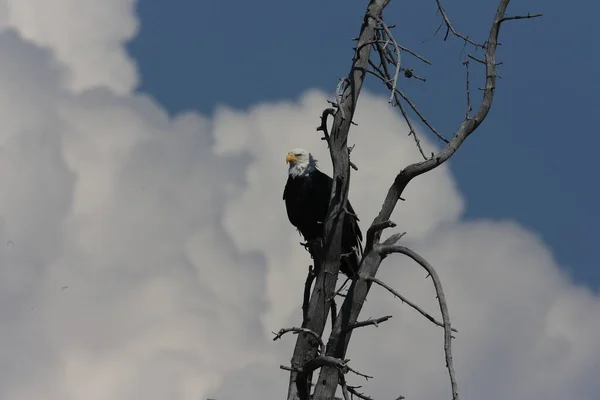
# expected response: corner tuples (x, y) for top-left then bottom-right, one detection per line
(283, 148), (363, 278)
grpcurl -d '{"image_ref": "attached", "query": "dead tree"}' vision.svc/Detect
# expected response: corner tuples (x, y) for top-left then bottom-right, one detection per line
(273, 1), (541, 399)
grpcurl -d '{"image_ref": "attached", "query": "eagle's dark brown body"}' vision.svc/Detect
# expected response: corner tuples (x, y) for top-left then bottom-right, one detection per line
(283, 168), (362, 277)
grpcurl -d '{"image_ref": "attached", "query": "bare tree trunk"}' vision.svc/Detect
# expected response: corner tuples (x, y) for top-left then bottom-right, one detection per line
(285, 2), (391, 399)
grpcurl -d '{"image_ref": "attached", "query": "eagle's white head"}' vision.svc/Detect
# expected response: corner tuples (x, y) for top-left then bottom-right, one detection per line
(286, 148), (318, 177)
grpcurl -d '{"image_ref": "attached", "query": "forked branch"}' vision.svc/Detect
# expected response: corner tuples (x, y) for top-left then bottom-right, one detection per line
(367, 277), (457, 334)
(365, 220), (396, 250)
(435, 0), (484, 47)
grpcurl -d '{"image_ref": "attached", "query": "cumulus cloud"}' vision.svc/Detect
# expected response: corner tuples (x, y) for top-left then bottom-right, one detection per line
(0, 6), (598, 400)
(0, 0), (139, 94)
(0, 31), (267, 400)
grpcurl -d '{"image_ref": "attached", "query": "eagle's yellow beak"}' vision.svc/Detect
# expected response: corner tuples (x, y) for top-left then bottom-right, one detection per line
(286, 153), (297, 164)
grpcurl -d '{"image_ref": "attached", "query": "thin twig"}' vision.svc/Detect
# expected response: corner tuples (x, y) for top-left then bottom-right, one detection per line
(328, 277), (351, 302)
(347, 386), (375, 400)
(395, 88), (448, 144)
(467, 54), (485, 64)
(367, 277), (457, 333)
(347, 364), (373, 381)
(397, 44), (431, 65)
(358, 34), (429, 68)
(280, 365), (296, 372)
(342, 315), (392, 333)
(378, 244), (458, 400)
(371, 52), (428, 160)
(370, 64), (425, 159)
(499, 13), (543, 23)
(368, 63), (448, 144)
(435, 0), (484, 48)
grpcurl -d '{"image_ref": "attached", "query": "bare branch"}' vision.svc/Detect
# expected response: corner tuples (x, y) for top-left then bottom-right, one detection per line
(368, 62), (448, 145)
(396, 44), (430, 65)
(342, 315), (392, 333)
(359, 39), (431, 65)
(328, 277), (351, 303)
(434, 0), (483, 48)
(499, 13), (543, 23)
(467, 54), (485, 64)
(346, 364), (374, 381)
(382, 231), (406, 245)
(367, 277), (457, 333)
(371, 54), (427, 159)
(394, 88), (448, 144)
(316, 108), (335, 145)
(377, 245), (458, 400)
(274, 327), (326, 357)
(347, 386), (375, 400)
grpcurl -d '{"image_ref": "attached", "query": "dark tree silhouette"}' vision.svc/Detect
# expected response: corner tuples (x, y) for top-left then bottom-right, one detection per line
(273, 1), (541, 399)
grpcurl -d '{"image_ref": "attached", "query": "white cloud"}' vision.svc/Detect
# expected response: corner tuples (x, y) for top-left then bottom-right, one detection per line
(0, 9), (598, 400)
(0, 32), (268, 400)
(0, 0), (139, 94)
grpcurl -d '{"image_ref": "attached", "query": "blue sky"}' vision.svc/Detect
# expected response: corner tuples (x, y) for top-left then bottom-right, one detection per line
(128, 0), (599, 289)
